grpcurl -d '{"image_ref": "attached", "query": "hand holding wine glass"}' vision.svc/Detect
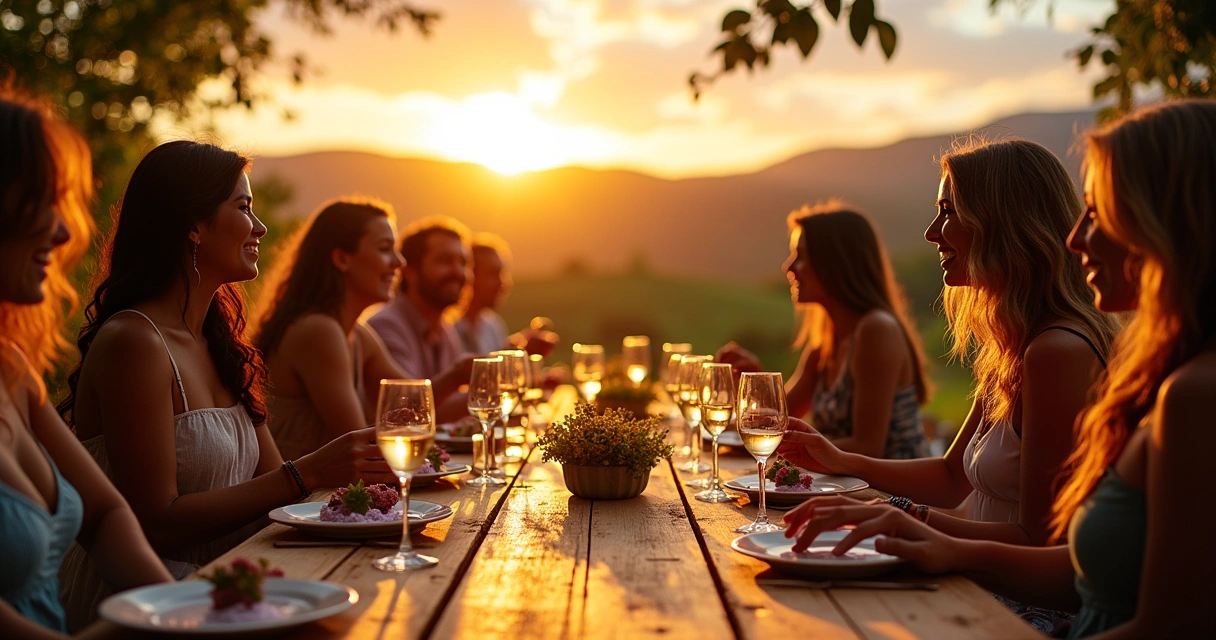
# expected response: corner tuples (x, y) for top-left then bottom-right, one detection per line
(373, 379), (438, 571)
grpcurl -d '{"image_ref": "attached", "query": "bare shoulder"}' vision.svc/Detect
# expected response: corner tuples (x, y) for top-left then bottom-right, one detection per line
(1155, 354), (1216, 446)
(281, 313), (346, 349)
(88, 313), (174, 371)
(1023, 326), (1102, 372)
(855, 309), (906, 346)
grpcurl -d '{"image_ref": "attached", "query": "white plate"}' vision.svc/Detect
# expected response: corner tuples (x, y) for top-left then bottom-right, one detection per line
(724, 473), (869, 507)
(99, 578), (357, 634)
(268, 500), (452, 539)
(435, 432), (474, 453)
(732, 530), (905, 578)
(412, 464), (470, 488)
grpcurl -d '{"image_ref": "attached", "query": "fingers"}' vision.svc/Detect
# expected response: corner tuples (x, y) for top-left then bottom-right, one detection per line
(789, 504), (894, 552)
(781, 431), (820, 445)
(786, 417), (816, 433)
(782, 496), (869, 542)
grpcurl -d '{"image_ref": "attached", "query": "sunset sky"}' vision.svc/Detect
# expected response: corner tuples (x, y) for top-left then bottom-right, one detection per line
(188, 0), (1112, 178)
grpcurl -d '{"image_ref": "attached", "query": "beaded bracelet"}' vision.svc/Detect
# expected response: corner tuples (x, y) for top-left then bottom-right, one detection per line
(282, 460), (309, 501)
(887, 495), (913, 513)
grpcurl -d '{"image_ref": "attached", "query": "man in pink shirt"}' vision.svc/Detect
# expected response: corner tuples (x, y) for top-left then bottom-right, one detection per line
(368, 215), (473, 420)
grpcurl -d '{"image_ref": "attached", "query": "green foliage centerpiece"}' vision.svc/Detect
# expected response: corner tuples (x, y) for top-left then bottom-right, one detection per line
(538, 403), (674, 500)
(594, 378), (658, 419)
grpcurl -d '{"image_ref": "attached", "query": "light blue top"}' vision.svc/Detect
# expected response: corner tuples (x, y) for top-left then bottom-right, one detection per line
(0, 443), (84, 632)
(1067, 468), (1146, 638)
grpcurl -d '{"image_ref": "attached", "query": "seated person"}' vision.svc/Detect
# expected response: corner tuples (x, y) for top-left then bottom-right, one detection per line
(253, 198), (470, 460)
(454, 232), (558, 357)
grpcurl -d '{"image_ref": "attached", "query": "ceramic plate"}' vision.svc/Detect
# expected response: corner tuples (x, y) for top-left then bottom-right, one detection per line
(99, 578), (356, 634)
(412, 464), (470, 488)
(724, 473), (869, 507)
(732, 530), (905, 578)
(268, 500), (452, 539)
(435, 432), (474, 453)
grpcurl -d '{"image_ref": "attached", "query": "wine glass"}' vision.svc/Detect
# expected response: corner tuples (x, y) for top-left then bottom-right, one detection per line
(695, 362), (734, 503)
(664, 351), (690, 457)
(677, 355), (711, 484)
(466, 357), (507, 486)
(374, 379), (439, 571)
(735, 372), (788, 533)
(622, 335), (651, 387)
(572, 343), (605, 402)
(490, 349), (528, 467)
(522, 353), (546, 437)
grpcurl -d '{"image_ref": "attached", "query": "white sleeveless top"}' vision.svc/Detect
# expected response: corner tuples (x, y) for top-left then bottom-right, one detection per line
(958, 419), (1022, 523)
(58, 310), (262, 631)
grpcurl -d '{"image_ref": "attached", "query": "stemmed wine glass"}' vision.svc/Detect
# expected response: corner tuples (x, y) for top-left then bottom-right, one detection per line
(466, 357), (506, 487)
(522, 354), (546, 437)
(490, 349), (528, 467)
(374, 379), (439, 571)
(695, 362), (734, 503)
(622, 335), (651, 386)
(677, 355), (711, 486)
(571, 343), (605, 402)
(735, 372), (788, 533)
(664, 351), (690, 457)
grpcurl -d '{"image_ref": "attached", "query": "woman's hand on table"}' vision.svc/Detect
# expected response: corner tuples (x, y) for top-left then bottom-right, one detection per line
(777, 418), (849, 474)
(782, 496), (964, 574)
(296, 427), (396, 489)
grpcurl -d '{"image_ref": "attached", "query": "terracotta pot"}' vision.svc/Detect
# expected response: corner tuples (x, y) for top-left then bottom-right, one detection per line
(561, 464), (651, 500)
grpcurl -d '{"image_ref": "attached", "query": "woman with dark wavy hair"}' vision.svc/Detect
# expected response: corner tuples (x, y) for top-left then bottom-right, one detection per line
(57, 141), (394, 630)
(0, 88), (172, 638)
(253, 197), (468, 460)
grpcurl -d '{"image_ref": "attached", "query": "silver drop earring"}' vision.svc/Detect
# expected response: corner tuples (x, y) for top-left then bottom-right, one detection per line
(192, 241), (201, 287)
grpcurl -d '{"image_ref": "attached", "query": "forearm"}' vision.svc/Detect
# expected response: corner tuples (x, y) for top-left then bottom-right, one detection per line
(923, 510), (1034, 545)
(841, 454), (970, 507)
(829, 435), (884, 459)
(137, 467), (300, 553)
(958, 540), (1080, 611)
(82, 507), (174, 591)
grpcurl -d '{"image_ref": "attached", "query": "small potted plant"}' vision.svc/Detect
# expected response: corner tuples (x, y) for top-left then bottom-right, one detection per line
(538, 402), (674, 500)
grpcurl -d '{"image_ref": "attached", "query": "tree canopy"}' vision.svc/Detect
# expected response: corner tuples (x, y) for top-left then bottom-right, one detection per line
(699, 0), (1216, 119)
(0, 0), (436, 198)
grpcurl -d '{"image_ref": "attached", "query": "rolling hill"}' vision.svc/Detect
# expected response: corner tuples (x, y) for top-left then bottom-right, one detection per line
(255, 110), (1098, 283)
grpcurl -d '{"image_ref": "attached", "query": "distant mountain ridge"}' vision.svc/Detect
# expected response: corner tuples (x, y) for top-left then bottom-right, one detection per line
(256, 110), (1098, 282)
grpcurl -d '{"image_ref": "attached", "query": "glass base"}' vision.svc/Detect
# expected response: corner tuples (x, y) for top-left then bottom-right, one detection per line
(489, 468), (507, 478)
(373, 551), (439, 571)
(735, 520), (784, 534)
(677, 461), (710, 473)
(684, 477), (711, 489)
(466, 474), (506, 486)
(695, 487), (732, 503)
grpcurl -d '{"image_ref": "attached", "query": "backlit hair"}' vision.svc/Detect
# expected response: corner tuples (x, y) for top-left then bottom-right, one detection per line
(253, 196), (395, 357)
(789, 201), (931, 404)
(1050, 100), (1216, 540)
(940, 138), (1118, 425)
(0, 88), (94, 401)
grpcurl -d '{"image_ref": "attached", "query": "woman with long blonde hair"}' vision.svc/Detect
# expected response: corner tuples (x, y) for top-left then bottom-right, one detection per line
(718, 202), (932, 459)
(780, 99), (1216, 639)
(0, 88), (172, 637)
(779, 138), (1119, 550)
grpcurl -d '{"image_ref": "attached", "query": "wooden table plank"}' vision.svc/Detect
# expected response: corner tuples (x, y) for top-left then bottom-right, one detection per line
(581, 461), (735, 640)
(430, 458), (591, 640)
(829, 576), (1043, 640)
(677, 455), (862, 640)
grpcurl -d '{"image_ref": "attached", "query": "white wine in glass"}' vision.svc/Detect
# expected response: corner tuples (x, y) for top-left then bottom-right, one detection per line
(374, 379), (438, 571)
(489, 350), (528, 472)
(695, 362), (734, 503)
(571, 343), (605, 402)
(622, 335), (650, 386)
(736, 372), (788, 534)
(467, 357), (507, 487)
(677, 355), (711, 482)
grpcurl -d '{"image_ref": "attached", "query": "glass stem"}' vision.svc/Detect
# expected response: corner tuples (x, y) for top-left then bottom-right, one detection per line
(710, 435), (720, 489)
(756, 459), (769, 525)
(481, 421), (495, 478)
(691, 420), (701, 467)
(398, 475), (414, 556)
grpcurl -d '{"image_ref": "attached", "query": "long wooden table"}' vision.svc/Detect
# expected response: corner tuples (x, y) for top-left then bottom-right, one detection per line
(84, 389), (1039, 639)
